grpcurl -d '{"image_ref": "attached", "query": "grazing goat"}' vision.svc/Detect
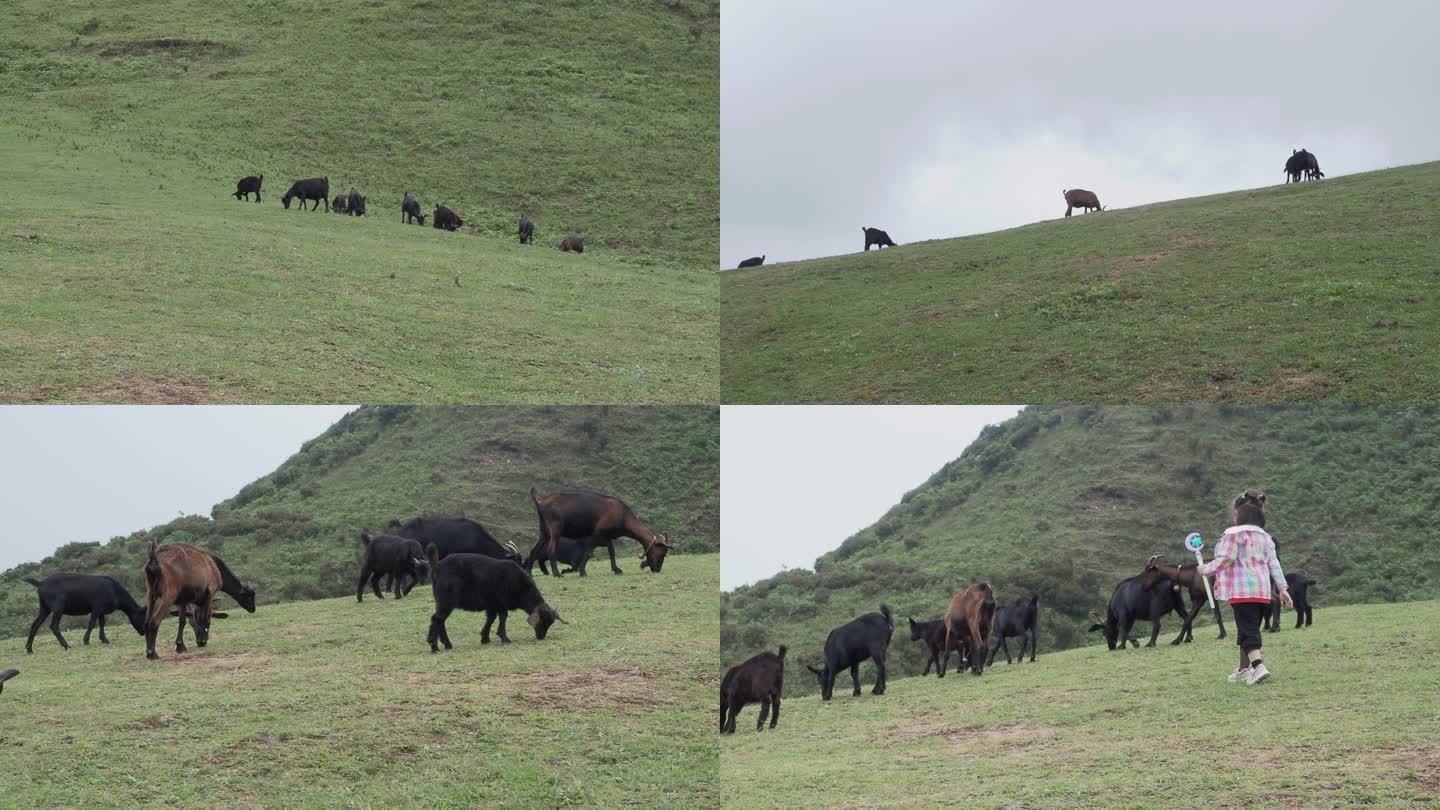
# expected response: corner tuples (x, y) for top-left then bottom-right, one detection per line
(737, 255), (765, 269)
(530, 485), (673, 576)
(987, 594), (1039, 665)
(432, 205), (462, 231)
(281, 177), (329, 210)
(944, 582), (996, 676)
(519, 213), (534, 244)
(1285, 149), (1324, 183)
(388, 516), (522, 564)
(1264, 572), (1317, 631)
(356, 531), (429, 602)
(143, 542), (256, 660)
(331, 193), (348, 214)
(560, 236), (584, 253)
(1063, 189), (1104, 216)
(347, 188), (367, 216)
(522, 536), (594, 576)
(22, 574), (146, 654)
(861, 227), (896, 251)
(402, 193), (426, 225)
(0, 669), (16, 694)
(908, 616), (966, 677)
(720, 645), (786, 734)
(425, 548), (566, 652)
(232, 174), (262, 202)
(1089, 573), (1184, 650)
(1140, 556), (1228, 643)
(806, 604), (893, 700)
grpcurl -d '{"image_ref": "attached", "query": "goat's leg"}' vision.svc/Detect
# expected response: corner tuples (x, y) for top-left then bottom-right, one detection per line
(725, 703), (739, 734)
(1212, 600), (1227, 639)
(756, 697), (770, 731)
(873, 652), (887, 694)
(480, 609), (497, 644)
(849, 662), (861, 696)
(606, 539), (623, 575)
(1175, 600), (1198, 645)
(496, 610), (509, 643)
(27, 608), (51, 654)
(98, 614), (109, 644)
(356, 566), (372, 602)
(84, 614), (98, 645)
(392, 572), (404, 600)
(369, 570), (386, 600)
(1029, 625), (1038, 662)
(49, 609), (69, 650)
(769, 694), (780, 729)
(173, 604), (188, 653)
(427, 611), (451, 653)
(1145, 617), (1162, 648)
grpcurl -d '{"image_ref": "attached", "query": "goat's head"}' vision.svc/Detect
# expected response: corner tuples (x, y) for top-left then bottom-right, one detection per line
(234, 585), (257, 613)
(639, 534), (673, 573)
(1139, 555), (1170, 592)
(501, 542), (523, 566)
(281, 194), (292, 209)
(1087, 609), (1118, 650)
(125, 605), (147, 636)
(527, 603), (568, 640)
(908, 617), (925, 641)
(804, 663), (831, 699)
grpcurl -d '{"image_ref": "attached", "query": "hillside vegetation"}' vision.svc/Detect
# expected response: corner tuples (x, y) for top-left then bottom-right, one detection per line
(0, 405), (719, 639)
(1, 554), (720, 807)
(0, 0), (718, 402)
(721, 405), (1440, 691)
(722, 163), (1440, 403)
(720, 600), (1440, 809)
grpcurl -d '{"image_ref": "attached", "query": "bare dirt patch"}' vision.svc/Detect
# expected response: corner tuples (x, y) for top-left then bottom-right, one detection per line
(124, 713), (179, 731)
(892, 721), (1059, 752)
(6, 373), (219, 403)
(1378, 745), (1440, 793)
(99, 39), (241, 58)
(1172, 233), (1215, 249)
(509, 666), (677, 715)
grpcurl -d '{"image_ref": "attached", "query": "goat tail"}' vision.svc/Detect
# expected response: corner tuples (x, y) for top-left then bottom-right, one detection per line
(359, 530), (371, 546)
(22, 576), (41, 588)
(777, 644), (788, 659)
(880, 602), (893, 627)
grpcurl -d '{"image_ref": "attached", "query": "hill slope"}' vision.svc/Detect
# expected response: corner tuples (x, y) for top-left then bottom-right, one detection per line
(721, 405), (1440, 688)
(720, 600), (1440, 809)
(0, 404), (719, 638)
(722, 163), (1440, 403)
(1, 554), (719, 807)
(0, 0), (718, 402)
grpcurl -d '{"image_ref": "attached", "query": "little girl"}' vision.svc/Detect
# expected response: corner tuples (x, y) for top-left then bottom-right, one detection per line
(1200, 489), (1292, 685)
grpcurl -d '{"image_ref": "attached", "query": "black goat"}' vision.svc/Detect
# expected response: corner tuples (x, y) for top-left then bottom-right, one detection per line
(987, 594), (1039, 665)
(388, 516), (523, 564)
(426, 548), (566, 652)
(908, 616), (965, 677)
(1088, 574), (1185, 649)
(0, 669), (16, 694)
(1264, 572), (1317, 631)
(432, 205), (462, 231)
(1139, 556), (1228, 643)
(806, 604), (892, 700)
(233, 175), (262, 202)
(720, 645), (786, 734)
(23, 574), (146, 653)
(347, 188), (367, 216)
(402, 193), (426, 225)
(519, 213), (534, 244)
(356, 531), (429, 602)
(737, 255), (765, 269)
(522, 537), (594, 576)
(281, 177), (329, 210)
(861, 227), (897, 251)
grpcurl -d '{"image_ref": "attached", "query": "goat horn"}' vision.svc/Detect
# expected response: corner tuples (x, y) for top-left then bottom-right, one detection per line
(504, 542), (519, 554)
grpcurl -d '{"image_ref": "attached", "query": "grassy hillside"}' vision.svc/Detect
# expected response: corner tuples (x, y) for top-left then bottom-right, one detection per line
(722, 163), (1440, 403)
(721, 405), (1440, 690)
(0, 553), (719, 807)
(720, 600), (1440, 809)
(0, 404), (719, 639)
(0, 0), (718, 402)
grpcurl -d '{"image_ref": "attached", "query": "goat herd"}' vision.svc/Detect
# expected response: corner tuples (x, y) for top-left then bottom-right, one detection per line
(11, 486), (675, 681)
(732, 147), (1328, 270)
(720, 553), (1318, 735)
(231, 174), (582, 253)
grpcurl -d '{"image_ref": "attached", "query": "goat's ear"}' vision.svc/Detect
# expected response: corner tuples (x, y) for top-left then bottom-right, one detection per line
(1087, 623), (1105, 632)
(212, 612), (229, 619)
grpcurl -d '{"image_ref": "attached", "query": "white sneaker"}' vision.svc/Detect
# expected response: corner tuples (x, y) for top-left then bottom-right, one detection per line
(1245, 663), (1271, 685)
(1228, 666), (1247, 683)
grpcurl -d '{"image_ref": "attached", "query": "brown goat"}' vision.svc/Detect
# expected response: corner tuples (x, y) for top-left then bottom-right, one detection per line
(943, 582), (996, 676)
(560, 236), (584, 253)
(530, 485), (674, 576)
(142, 542), (256, 660)
(1062, 188), (1104, 217)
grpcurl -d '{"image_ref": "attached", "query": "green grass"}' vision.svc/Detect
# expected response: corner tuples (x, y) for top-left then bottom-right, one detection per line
(721, 163), (1440, 403)
(720, 600), (1440, 809)
(0, 553), (719, 808)
(0, 0), (718, 403)
(0, 405), (720, 638)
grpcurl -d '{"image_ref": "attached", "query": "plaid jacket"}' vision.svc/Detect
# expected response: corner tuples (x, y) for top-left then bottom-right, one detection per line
(1198, 525), (1286, 604)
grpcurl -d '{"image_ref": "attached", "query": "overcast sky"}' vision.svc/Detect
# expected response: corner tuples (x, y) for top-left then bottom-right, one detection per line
(721, 405), (1023, 590)
(721, 1), (1440, 267)
(0, 406), (356, 571)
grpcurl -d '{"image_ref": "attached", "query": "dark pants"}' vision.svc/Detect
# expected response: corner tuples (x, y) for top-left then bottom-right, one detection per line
(1231, 602), (1264, 663)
